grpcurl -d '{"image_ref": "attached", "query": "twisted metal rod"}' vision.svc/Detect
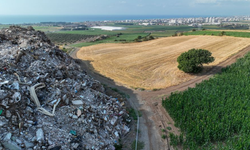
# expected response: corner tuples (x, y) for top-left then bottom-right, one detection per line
(29, 83), (60, 117)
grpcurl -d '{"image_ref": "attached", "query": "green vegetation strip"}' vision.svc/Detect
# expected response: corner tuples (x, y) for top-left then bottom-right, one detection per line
(184, 30), (250, 38)
(71, 33), (149, 47)
(46, 33), (96, 44)
(162, 52), (250, 149)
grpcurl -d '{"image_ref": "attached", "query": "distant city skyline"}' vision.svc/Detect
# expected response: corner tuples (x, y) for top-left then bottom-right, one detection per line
(0, 0), (249, 16)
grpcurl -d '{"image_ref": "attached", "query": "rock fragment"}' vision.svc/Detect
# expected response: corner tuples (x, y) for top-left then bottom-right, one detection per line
(36, 128), (44, 142)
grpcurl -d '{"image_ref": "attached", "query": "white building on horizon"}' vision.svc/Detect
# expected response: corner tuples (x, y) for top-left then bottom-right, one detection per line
(91, 26), (126, 31)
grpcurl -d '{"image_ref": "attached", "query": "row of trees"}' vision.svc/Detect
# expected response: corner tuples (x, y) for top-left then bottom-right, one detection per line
(163, 52), (250, 149)
(134, 35), (154, 42)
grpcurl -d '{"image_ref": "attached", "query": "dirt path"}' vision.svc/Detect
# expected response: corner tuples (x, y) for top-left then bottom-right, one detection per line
(70, 45), (250, 150)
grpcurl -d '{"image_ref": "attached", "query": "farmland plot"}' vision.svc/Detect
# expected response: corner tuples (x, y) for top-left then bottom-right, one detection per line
(77, 36), (250, 89)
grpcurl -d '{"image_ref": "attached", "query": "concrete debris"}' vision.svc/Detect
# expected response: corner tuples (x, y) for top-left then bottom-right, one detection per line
(2, 141), (21, 150)
(71, 100), (83, 105)
(0, 26), (130, 150)
(36, 128), (44, 142)
(3, 133), (12, 141)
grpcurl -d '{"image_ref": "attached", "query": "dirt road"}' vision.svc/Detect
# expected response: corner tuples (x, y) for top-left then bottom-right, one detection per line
(70, 45), (250, 150)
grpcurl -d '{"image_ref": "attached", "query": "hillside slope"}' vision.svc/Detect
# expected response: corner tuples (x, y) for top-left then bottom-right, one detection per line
(0, 26), (130, 150)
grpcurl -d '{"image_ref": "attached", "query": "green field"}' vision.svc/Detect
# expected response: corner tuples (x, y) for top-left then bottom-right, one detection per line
(46, 33), (96, 44)
(72, 32), (149, 47)
(150, 30), (177, 37)
(58, 29), (117, 36)
(56, 25), (194, 47)
(57, 25), (250, 47)
(184, 30), (250, 38)
(4, 24), (249, 48)
(162, 52), (250, 149)
(32, 26), (62, 32)
(58, 25), (193, 35)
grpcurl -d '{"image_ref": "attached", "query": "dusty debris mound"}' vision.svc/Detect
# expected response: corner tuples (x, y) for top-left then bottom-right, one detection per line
(0, 26), (130, 150)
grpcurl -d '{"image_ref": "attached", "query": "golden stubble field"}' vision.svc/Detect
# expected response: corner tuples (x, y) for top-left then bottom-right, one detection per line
(77, 36), (250, 89)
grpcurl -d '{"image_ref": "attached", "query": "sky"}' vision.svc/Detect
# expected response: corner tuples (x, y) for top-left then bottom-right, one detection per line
(0, 0), (249, 16)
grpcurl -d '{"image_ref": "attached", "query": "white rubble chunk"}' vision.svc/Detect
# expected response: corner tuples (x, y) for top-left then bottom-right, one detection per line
(71, 100), (83, 105)
(36, 128), (44, 142)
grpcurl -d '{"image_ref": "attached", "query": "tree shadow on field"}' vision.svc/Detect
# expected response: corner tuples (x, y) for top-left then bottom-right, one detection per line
(196, 65), (226, 76)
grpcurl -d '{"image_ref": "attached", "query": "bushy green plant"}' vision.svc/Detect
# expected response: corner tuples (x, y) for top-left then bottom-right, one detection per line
(177, 49), (214, 73)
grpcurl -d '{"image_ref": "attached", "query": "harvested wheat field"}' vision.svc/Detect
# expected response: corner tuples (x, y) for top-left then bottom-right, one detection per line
(77, 36), (250, 89)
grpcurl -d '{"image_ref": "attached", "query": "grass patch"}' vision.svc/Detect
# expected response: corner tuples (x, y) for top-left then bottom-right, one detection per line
(162, 134), (167, 139)
(140, 88), (145, 91)
(128, 108), (140, 120)
(131, 140), (145, 150)
(110, 87), (130, 99)
(152, 88), (161, 91)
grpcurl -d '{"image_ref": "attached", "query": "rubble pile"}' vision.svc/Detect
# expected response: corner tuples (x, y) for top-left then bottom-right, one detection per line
(0, 26), (130, 150)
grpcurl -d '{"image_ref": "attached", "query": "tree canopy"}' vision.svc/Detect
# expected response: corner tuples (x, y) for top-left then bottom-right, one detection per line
(177, 49), (215, 73)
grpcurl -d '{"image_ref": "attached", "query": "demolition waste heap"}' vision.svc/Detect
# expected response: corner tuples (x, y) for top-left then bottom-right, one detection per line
(0, 26), (130, 150)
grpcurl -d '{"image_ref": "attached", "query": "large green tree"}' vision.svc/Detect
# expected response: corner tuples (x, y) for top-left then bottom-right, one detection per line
(177, 49), (215, 73)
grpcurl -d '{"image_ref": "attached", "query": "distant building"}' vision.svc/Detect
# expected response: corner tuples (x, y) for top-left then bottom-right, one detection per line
(91, 26), (126, 31)
(140, 23), (150, 26)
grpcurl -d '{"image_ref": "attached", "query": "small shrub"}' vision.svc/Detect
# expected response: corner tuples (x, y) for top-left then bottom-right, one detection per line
(128, 108), (138, 120)
(114, 143), (123, 150)
(167, 126), (172, 130)
(138, 111), (142, 117)
(162, 134), (167, 139)
(153, 88), (160, 91)
(149, 35), (154, 40)
(110, 87), (119, 92)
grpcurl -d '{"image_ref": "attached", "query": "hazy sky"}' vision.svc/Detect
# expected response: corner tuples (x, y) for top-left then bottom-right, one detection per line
(0, 0), (249, 16)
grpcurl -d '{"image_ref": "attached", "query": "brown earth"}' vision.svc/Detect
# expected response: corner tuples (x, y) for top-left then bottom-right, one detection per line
(71, 40), (250, 150)
(76, 36), (250, 90)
